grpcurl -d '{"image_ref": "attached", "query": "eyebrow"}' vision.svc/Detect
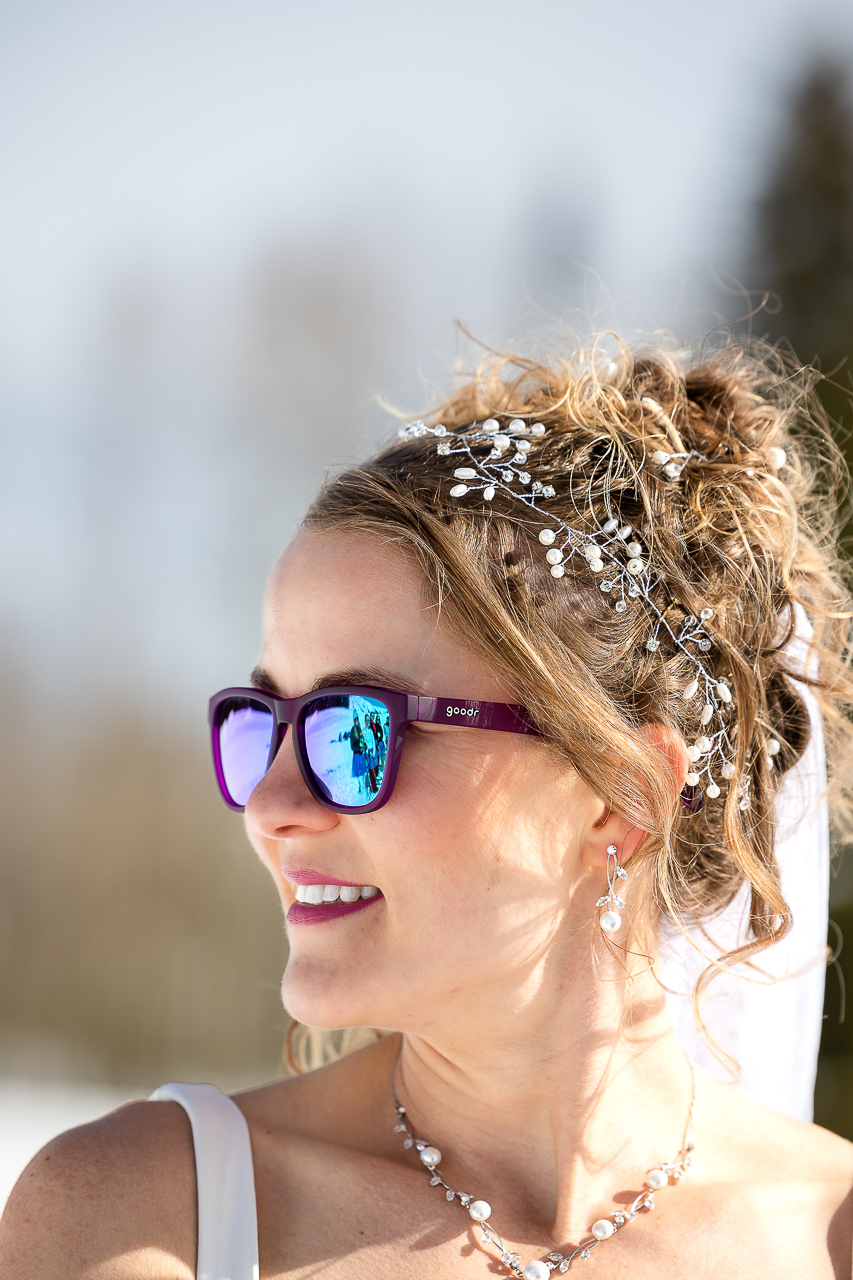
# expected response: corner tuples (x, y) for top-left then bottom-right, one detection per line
(249, 665), (425, 697)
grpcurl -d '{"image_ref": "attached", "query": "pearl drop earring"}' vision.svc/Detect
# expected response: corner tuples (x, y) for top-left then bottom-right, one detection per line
(597, 843), (628, 933)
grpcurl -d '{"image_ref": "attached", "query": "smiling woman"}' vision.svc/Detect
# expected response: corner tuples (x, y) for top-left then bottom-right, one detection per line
(3, 335), (853, 1280)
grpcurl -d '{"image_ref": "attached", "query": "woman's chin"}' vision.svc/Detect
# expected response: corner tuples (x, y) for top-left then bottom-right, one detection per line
(281, 966), (385, 1031)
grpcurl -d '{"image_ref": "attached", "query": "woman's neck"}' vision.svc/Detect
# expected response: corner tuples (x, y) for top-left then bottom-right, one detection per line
(392, 947), (694, 1246)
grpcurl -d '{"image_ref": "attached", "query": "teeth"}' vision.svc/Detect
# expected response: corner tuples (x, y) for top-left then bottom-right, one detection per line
(293, 882), (381, 905)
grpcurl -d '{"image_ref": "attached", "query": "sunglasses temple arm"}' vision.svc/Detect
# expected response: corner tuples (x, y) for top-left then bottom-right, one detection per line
(414, 696), (540, 736)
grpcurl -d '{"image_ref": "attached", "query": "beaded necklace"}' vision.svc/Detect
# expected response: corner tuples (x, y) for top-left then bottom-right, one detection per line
(392, 1062), (696, 1279)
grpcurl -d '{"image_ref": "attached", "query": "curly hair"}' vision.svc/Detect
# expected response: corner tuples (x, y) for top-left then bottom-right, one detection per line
(288, 332), (853, 1071)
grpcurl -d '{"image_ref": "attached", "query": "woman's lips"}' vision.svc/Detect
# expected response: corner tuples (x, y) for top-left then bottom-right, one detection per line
(287, 895), (383, 926)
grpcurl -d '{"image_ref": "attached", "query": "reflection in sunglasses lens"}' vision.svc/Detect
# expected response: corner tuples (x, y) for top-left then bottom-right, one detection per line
(303, 694), (391, 807)
(219, 700), (275, 806)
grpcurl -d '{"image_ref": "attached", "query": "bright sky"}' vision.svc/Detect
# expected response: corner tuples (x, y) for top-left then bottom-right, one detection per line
(1, 0), (851, 703)
(2, 0), (851, 384)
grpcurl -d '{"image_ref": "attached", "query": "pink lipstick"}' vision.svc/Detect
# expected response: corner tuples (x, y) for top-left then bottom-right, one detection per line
(287, 896), (383, 926)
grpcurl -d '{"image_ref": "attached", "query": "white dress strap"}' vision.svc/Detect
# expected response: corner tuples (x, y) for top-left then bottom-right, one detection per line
(149, 1082), (260, 1280)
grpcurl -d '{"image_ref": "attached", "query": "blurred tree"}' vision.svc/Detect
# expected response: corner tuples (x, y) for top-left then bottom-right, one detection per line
(745, 60), (853, 460)
(0, 235), (396, 1089)
(741, 60), (853, 1138)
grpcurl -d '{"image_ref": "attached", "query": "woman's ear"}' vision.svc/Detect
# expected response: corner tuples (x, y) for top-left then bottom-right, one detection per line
(581, 723), (689, 869)
(638, 721), (690, 794)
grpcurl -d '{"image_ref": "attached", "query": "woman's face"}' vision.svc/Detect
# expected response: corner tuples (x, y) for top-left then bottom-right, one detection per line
(246, 530), (607, 1037)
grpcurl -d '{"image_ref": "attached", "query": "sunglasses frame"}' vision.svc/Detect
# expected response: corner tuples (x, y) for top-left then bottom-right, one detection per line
(208, 684), (540, 815)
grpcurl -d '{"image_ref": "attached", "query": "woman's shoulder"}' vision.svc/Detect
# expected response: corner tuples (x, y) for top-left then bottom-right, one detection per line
(0, 1096), (197, 1280)
(709, 1073), (853, 1178)
(699, 1074), (853, 1276)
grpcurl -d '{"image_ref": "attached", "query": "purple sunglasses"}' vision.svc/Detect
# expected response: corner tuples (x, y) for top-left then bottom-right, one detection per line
(208, 685), (539, 815)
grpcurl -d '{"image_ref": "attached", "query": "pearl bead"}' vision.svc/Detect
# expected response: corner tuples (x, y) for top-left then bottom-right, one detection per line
(664, 462), (682, 479)
(627, 558), (645, 575)
(600, 911), (622, 933)
(682, 679), (699, 700)
(768, 446), (787, 470)
(538, 529), (556, 545)
(419, 1146), (441, 1167)
(716, 682), (732, 703)
(685, 772), (699, 787)
(592, 1219), (615, 1240)
(530, 422), (546, 436)
(545, 548), (564, 565)
(550, 564), (565, 578)
(522, 1263), (551, 1280)
(646, 1168), (668, 1190)
(617, 525), (632, 540)
(696, 736), (712, 754)
(453, 467), (477, 479)
(706, 782), (721, 799)
(627, 541), (643, 557)
(686, 745), (701, 763)
(700, 607), (714, 621)
(767, 737), (780, 755)
(450, 484), (469, 497)
(483, 486), (495, 501)
(722, 761), (735, 779)
(603, 517), (619, 533)
(468, 1200), (491, 1222)
(583, 543), (600, 560)
(482, 419), (500, 433)
(701, 703), (713, 725)
(652, 450), (670, 464)
(493, 434), (510, 449)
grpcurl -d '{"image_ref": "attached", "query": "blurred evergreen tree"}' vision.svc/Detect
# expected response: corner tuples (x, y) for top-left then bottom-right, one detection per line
(741, 60), (853, 1138)
(745, 60), (853, 464)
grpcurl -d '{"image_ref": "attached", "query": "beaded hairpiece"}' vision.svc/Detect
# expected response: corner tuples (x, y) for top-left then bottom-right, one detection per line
(400, 413), (750, 812)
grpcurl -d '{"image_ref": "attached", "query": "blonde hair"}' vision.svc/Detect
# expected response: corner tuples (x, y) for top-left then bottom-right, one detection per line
(288, 333), (853, 1072)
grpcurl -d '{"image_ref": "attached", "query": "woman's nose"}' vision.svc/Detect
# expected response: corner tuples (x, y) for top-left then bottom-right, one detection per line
(245, 728), (338, 838)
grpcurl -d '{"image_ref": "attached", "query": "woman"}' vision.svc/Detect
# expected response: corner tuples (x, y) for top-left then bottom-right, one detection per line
(3, 337), (853, 1279)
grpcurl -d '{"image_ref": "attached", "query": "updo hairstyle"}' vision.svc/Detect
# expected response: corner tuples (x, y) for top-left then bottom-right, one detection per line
(293, 334), (853, 1067)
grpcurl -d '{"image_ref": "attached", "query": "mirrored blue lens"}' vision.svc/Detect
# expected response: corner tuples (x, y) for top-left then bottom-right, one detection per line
(218, 699), (275, 806)
(303, 694), (391, 807)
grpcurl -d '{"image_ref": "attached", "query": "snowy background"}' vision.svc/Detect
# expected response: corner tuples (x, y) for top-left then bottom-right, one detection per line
(2, 0), (853, 1205)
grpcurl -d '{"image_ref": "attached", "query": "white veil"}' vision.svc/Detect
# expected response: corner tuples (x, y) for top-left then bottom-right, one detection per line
(660, 605), (830, 1122)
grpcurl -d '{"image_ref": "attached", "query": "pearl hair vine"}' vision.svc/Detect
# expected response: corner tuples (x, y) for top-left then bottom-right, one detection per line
(399, 414), (752, 812)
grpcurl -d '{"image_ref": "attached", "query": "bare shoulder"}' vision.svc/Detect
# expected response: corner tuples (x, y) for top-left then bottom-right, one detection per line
(706, 1072), (853, 1179)
(0, 1098), (197, 1280)
(699, 1072), (853, 1278)
(231, 1034), (398, 1152)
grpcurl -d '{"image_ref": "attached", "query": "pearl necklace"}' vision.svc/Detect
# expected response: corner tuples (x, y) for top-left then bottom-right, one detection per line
(392, 1065), (695, 1279)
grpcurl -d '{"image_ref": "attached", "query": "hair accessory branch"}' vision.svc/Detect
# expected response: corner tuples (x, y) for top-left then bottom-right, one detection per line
(400, 416), (742, 809)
